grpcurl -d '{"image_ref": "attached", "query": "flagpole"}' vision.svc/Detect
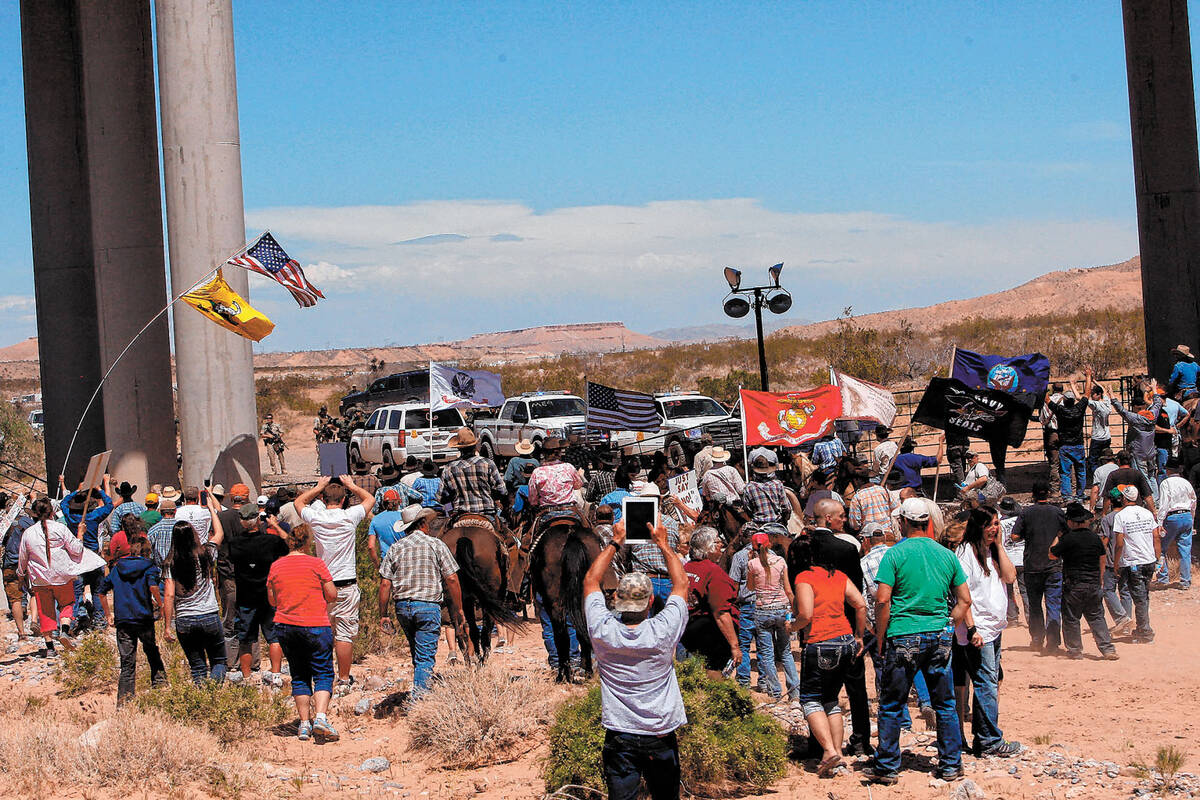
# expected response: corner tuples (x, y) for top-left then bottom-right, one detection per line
(58, 237), (263, 483)
(948, 345), (958, 378)
(932, 434), (946, 500)
(428, 361), (435, 462)
(739, 386), (750, 473)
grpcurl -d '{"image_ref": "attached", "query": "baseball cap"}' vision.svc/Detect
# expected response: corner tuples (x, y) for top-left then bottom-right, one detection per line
(239, 502), (259, 521)
(230, 483), (250, 498)
(382, 488), (401, 502)
(144, 492), (159, 505)
(210, 484), (226, 498)
(257, 495), (269, 507)
(612, 572), (654, 613)
(899, 497), (931, 523)
(750, 532), (770, 546)
(860, 521), (887, 539)
(749, 446), (778, 473)
(638, 482), (661, 497)
(159, 498), (176, 512)
(1118, 484), (1139, 502)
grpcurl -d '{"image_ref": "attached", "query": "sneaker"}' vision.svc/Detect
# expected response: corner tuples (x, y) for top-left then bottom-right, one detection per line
(1132, 634), (1155, 644)
(980, 740), (1023, 758)
(920, 705), (937, 729)
(938, 767), (965, 781)
(1066, 650), (1084, 660)
(1102, 651), (1120, 661)
(865, 768), (899, 785)
(227, 671), (244, 684)
(1112, 618), (1134, 636)
(312, 718), (339, 743)
(297, 720), (312, 741)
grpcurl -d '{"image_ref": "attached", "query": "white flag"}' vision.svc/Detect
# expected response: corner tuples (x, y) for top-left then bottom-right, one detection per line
(430, 363), (505, 411)
(832, 369), (897, 426)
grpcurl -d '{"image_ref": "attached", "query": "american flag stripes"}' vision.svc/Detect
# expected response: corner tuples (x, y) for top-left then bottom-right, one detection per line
(226, 232), (324, 307)
(586, 381), (660, 431)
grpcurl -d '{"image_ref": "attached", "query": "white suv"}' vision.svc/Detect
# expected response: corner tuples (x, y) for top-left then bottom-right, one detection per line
(349, 403), (466, 474)
(610, 392), (731, 460)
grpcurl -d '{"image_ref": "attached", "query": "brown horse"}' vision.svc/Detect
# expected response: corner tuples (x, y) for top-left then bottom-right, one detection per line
(528, 513), (612, 683)
(433, 513), (523, 663)
(699, 500), (750, 545)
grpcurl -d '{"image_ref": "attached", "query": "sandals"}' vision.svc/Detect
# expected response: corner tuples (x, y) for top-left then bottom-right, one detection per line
(817, 754), (842, 777)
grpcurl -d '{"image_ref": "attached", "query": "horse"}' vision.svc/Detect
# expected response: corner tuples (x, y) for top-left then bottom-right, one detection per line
(528, 511), (611, 684)
(432, 513), (524, 663)
(699, 499), (750, 546)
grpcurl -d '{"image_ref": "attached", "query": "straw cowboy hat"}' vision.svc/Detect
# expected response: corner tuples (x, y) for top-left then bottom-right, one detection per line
(710, 446), (731, 463)
(1172, 344), (1194, 360)
(514, 439), (535, 456)
(448, 427), (478, 448)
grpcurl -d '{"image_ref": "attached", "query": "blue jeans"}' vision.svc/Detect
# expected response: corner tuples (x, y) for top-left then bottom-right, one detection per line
(276, 623), (334, 696)
(174, 612), (228, 684)
(874, 628), (962, 777)
(1133, 456), (1159, 504)
(867, 632), (932, 729)
(1058, 445), (1086, 500)
(1120, 563), (1155, 638)
(73, 565), (105, 627)
(534, 593), (579, 670)
(1024, 569), (1062, 649)
(958, 636), (1004, 753)
(754, 606), (799, 699)
(602, 730), (680, 800)
(1157, 448), (1170, 486)
(735, 601), (756, 686)
(1104, 567), (1132, 624)
(799, 633), (855, 716)
(394, 599), (442, 694)
(1159, 512), (1193, 586)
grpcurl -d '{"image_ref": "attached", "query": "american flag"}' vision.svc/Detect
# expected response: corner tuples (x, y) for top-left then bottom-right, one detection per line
(586, 381), (659, 431)
(226, 232), (324, 307)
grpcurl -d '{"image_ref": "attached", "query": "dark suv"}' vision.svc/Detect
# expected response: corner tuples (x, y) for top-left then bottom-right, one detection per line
(339, 370), (430, 415)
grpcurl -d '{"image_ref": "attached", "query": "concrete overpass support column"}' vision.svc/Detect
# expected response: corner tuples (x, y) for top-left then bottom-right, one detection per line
(1123, 0), (1200, 380)
(156, 0), (261, 488)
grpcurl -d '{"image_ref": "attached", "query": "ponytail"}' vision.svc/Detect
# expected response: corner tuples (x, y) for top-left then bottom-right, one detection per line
(756, 539), (770, 572)
(30, 497), (54, 566)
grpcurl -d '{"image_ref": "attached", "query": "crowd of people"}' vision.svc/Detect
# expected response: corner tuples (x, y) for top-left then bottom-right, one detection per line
(0, 353), (1195, 798)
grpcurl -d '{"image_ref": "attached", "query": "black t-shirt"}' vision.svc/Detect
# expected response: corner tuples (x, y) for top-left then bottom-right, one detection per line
(215, 507), (243, 580)
(1154, 408), (1173, 450)
(1049, 400), (1087, 446)
(1100, 467), (1153, 504)
(1012, 503), (1067, 573)
(1050, 527), (1106, 585)
(228, 530), (289, 608)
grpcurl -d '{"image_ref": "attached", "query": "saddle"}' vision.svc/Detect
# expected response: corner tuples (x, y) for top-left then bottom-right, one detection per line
(527, 507), (586, 557)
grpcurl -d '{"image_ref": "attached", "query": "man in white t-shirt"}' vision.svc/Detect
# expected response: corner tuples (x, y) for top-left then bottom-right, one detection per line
(1084, 369), (1113, 486)
(175, 486), (212, 541)
(1154, 459), (1195, 589)
(583, 518), (687, 800)
(295, 475), (374, 690)
(1111, 484), (1161, 643)
(872, 425), (899, 485)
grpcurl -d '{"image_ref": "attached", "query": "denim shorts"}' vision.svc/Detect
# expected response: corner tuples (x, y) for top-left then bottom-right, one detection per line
(798, 633), (856, 717)
(233, 603), (278, 645)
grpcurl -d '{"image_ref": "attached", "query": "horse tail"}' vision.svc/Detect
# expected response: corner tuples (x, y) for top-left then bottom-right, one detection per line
(455, 535), (522, 627)
(560, 530), (591, 645)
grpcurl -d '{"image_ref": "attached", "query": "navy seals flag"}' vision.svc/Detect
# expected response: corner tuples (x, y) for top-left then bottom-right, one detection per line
(913, 377), (1033, 448)
(951, 347), (1051, 402)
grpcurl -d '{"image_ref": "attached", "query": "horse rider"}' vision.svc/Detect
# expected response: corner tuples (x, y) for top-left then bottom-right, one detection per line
(435, 427), (506, 531)
(740, 447), (791, 537)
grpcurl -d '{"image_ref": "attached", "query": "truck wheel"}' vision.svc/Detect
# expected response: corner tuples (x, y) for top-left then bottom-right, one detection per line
(349, 446), (368, 475)
(480, 438), (496, 461)
(666, 439), (688, 471)
(382, 446), (396, 472)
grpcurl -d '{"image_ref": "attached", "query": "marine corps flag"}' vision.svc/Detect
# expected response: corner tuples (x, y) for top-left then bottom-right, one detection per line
(182, 271), (275, 342)
(913, 377), (1033, 448)
(740, 386), (843, 447)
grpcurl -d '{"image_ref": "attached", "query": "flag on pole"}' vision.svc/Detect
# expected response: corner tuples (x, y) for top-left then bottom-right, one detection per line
(226, 232), (324, 307)
(430, 363), (505, 411)
(586, 381), (659, 431)
(913, 377), (1033, 448)
(182, 271), (275, 341)
(831, 369), (897, 426)
(740, 386), (842, 447)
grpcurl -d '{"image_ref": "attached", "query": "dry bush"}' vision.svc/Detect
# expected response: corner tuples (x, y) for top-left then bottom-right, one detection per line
(57, 630), (118, 696)
(0, 705), (255, 797)
(407, 664), (553, 767)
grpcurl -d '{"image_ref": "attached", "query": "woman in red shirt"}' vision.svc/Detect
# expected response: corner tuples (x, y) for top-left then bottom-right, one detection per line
(266, 524), (338, 743)
(790, 536), (867, 777)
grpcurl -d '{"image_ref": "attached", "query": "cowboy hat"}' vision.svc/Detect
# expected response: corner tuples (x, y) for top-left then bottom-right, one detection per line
(541, 437), (565, 452)
(710, 446), (731, 463)
(1172, 344), (1194, 359)
(749, 446), (778, 474)
(116, 481), (138, 497)
(420, 458), (439, 477)
(396, 504), (437, 533)
(159, 485), (180, 502)
(514, 439), (535, 456)
(448, 427), (478, 448)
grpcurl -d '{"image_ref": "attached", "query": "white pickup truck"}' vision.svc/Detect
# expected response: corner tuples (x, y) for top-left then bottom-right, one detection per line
(349, 403), (466, 474)
(474, 391), (590, 461)
(609, 391), (734, 466)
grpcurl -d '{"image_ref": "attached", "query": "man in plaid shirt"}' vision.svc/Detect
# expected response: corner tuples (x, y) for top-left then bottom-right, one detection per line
(811, 432), (847, 474)
(740, 447), (790, 528)
(847, 472), (895, 536)
(436, 428), (506, 519)
(378, 506), (468, 695)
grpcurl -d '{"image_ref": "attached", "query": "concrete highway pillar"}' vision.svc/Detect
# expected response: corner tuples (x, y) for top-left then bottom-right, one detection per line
(1122, 0), (1200, 381)
(156, 0), (261, 488)
(20, 0), (176, 490)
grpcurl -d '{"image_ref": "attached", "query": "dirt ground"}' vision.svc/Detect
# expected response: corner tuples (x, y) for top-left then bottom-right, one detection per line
(0, 579), (1196, 800)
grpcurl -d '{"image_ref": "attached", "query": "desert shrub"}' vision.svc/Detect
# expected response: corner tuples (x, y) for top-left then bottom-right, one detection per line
(135, 645), (290, 744)
(353, 520), (408, 661)
(256, 372), (346, 416)
(407, 665), (553, 766)
(543, 657), (787, 797)
(57, 631), (117, 696)
(0, 706), (254, 794)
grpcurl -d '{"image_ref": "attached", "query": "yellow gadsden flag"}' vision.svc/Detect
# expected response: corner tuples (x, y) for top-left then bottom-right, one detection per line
(182, 271), (275, 342)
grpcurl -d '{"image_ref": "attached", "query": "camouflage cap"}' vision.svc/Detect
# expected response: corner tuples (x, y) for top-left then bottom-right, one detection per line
(612, 572), (654, 613)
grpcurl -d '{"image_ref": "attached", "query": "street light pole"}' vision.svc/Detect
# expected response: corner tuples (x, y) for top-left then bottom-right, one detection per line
(721, 263), (791, 394)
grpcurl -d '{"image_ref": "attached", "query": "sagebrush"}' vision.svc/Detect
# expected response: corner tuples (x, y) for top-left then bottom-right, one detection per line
(57, 630), (117, 696)
(543, 657), (787, 796)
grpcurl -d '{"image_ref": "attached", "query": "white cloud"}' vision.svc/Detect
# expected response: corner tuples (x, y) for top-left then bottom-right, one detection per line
(242, 199), (1137, 348)
(0, 295), (35, 313)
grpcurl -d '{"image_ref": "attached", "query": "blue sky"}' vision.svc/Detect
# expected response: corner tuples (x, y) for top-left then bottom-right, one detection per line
(0, 2), (1174, 351)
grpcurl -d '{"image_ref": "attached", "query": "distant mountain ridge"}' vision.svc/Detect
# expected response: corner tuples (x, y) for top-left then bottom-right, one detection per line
(650, 319), (801, 343)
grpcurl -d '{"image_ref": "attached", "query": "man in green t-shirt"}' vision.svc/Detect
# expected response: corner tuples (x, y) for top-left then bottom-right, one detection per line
(868, 497), (971, 785)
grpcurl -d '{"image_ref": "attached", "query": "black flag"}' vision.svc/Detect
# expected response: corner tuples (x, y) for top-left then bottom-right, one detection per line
(913, 377), (1033, 448)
